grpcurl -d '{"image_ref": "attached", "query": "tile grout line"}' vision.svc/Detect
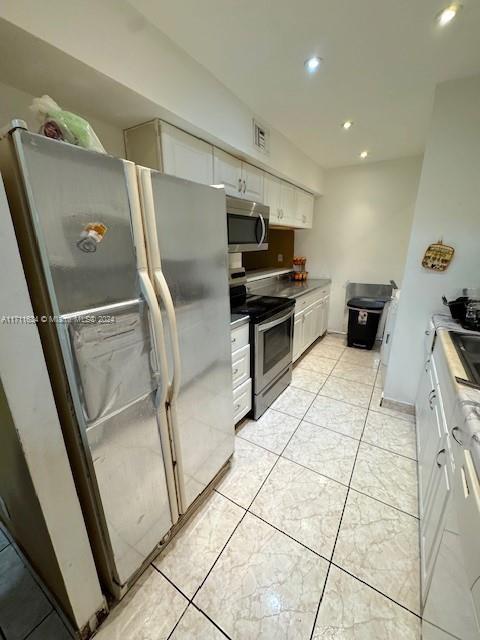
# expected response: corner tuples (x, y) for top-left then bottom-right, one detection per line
(21, 610), (55, 640)
(308, 345), (378, 639)
(329, 561), (422, 620)
(309, 345), (421, 635)
(301, 338), (420, 630)
(163, 336), (412, 639)
(171, 374), (325, 637)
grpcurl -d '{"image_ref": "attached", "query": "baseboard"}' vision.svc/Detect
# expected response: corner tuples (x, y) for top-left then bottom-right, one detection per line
(381, 394), (415, 416)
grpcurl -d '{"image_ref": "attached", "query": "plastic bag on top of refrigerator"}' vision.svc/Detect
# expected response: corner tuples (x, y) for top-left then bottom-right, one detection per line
(30, 95), (106, 153)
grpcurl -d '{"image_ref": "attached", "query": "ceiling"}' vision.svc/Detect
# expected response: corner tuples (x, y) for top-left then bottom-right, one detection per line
(129, 0), (480, 168)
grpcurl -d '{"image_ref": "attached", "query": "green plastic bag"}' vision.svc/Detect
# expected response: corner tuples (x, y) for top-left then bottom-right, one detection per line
(30, 95), (106, 153)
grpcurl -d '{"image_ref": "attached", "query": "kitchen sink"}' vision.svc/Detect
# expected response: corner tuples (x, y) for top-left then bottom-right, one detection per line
(450, 332), (480, 385)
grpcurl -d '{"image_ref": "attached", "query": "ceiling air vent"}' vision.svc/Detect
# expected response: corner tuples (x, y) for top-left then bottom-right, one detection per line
(253, 119), (269, 155)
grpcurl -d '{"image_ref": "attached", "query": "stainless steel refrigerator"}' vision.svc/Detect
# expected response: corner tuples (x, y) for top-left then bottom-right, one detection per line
(0, 125), (234, 597)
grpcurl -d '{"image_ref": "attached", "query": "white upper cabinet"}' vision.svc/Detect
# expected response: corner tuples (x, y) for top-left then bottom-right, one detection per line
(264, 175), (314, 229)
(241, 162), (264, 202)
(125, 120), (315, 227)
(160, 123), (214, 185)
(280, 182), (297, 227)
(263, 173), (282, 224)
(213, 148), (242, 196)
(295, 189), (314, 229)
(213, 149), (264, 203)
(124, 120), (214, 186)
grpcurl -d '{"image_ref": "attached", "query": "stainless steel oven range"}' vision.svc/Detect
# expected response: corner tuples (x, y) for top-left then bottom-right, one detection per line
(230, 283), (295, 419)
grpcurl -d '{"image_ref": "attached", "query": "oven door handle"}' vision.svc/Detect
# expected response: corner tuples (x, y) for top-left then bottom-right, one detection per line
(258, 310), (293, 332)
(257, 213), (266, 247)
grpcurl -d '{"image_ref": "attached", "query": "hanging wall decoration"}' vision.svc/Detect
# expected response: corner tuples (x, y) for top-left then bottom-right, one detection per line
(421, 240), (455, 272)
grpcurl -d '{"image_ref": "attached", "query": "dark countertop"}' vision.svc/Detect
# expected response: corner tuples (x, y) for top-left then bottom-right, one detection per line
(248, 278), (331, 300)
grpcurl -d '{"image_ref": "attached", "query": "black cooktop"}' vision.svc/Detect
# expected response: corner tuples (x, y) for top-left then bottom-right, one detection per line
(230, 293), (295, 324)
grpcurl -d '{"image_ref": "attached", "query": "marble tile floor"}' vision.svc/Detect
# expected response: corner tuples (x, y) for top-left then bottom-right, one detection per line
(94, 333), (421, 639)
(0, 527), (72, 640)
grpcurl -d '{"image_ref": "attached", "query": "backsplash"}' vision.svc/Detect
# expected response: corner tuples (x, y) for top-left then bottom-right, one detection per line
(242, 228), (294, 271)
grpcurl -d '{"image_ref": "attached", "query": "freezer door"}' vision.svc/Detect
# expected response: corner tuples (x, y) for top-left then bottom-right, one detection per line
(148, 173), (235, 510)
(13, 131), (174, 587)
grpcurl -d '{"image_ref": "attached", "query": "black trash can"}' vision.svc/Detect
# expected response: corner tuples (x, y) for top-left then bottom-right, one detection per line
(347, 297), (386, 350)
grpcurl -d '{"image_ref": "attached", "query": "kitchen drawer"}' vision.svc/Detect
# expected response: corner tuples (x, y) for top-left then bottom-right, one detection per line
(295, 291), (320, 313)
(231, 323), (249, 353)
(295, 287), (329, 314)
(232, 344), (250, 389)
(233, 378), (252, 424)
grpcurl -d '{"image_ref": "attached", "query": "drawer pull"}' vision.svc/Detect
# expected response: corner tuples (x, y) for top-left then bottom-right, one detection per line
(452, 426), (463, 446)
(233, 368), (239, 375)
(234, 403), (241, 411)
(231, 337), (236, 344)
(436, 448), (446, 468)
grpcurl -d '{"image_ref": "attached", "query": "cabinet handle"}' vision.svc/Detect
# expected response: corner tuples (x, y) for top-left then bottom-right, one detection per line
(425, 330), (430, 336)
(234, 402), (241, 411)
(428, 389), (436, 410)
(231, 337), (236, 344)
(452, 426), (464, 445)
(243, 179), (247, 194)
(436, 448), (446, 468)
(238, 178), (242, 193)
(233, 367), (239, 375)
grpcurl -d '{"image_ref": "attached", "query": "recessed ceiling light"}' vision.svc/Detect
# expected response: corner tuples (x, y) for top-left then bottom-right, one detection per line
(304, 56), (322, 73)
(437, 3), (461, 26)
(360, 150), (368, 159)
(342, 120), (353, 130)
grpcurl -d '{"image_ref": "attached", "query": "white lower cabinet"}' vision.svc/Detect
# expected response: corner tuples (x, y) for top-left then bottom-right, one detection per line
(292, 288), (330, 362)
(231, 322), (252, 423)
(418, 329), (480, 639)
(233, 378), (252, 424)
(292, 313), (304, 362)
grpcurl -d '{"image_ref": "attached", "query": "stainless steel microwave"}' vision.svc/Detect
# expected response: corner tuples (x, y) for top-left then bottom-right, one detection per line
(226, 196), (269, 253)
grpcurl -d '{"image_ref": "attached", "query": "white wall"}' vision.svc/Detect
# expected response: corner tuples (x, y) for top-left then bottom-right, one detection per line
(0, 0), (324, 193)
(384, 74), (480, 405)
(0, 80), (125, 157)
(295, 156), (423, 332)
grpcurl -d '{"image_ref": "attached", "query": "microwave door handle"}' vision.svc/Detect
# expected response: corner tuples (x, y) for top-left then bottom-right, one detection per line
(258, 213), (266, 247)
(258, 310), (292, 332)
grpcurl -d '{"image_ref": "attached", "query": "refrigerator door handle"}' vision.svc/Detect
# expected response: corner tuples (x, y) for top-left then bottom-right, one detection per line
(137, 165), (187, 512)
(153, 269), (182, 402)
(124, 161), (180, 522)
(138, 167), (182, 403)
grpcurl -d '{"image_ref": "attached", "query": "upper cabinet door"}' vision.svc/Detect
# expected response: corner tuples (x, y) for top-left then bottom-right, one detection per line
(295, 189), (314, 229)
(263, 173), (282, 224)
(241, 162), (264, 203)
(213, 148), (242, 197)
(280, 182), (297, 226)
(160, 123), (213, 185)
